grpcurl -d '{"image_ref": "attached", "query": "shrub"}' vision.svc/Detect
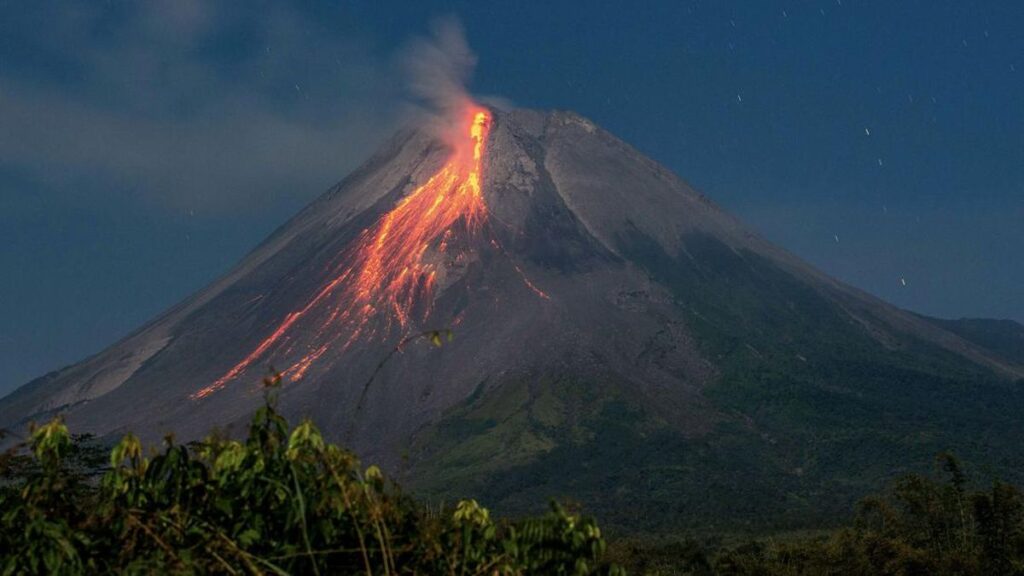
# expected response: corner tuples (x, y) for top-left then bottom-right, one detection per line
(0, 377), (622, 575)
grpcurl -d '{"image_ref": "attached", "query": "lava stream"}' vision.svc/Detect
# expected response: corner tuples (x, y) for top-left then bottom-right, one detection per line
(193, 108), (494, 400)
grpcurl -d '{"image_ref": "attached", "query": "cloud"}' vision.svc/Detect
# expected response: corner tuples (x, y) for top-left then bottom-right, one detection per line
(0, 2), (405, 213)
(142, 0), (211, 43)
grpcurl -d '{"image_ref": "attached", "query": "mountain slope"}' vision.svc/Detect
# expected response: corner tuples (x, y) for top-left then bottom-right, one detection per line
(920, 316), (1024, 366)
(2, 107), (1022, 533)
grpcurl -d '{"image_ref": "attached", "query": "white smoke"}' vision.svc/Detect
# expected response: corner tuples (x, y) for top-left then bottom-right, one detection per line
(400, 17), (479, 141)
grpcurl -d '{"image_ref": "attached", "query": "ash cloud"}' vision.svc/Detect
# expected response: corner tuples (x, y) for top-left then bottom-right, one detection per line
(399, 17), (481, 141)
(0, 1), (402, 214)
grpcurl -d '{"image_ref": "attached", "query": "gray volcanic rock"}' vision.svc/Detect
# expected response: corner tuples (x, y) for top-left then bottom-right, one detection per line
(3, 108), (1023, 532)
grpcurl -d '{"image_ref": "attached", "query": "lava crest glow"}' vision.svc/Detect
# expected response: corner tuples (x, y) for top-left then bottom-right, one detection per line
(193, 108), (492, 400)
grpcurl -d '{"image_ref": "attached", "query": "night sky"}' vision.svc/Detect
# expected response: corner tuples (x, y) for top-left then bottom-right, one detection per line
(1, 1), (1021, 396)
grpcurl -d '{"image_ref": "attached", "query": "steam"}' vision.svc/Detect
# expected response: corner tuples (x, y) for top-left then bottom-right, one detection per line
(400, 17), (479, 140)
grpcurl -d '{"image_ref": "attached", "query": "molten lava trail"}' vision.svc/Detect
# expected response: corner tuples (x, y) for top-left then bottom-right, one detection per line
(193, 109), (497, 400)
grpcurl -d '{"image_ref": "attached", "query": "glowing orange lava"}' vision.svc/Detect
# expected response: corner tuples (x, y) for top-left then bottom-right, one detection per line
(193, 108), (498, 400)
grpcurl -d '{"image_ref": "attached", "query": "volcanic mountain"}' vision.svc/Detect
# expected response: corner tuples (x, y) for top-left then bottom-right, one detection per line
(3, 106), (1024, 532)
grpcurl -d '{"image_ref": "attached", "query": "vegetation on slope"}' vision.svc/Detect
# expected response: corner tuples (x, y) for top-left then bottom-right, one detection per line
(610, 454), (1024, 575)
(4, 371), (1024, 575)
(921, 316), (1024, 366)
(0, 374), (622, 575)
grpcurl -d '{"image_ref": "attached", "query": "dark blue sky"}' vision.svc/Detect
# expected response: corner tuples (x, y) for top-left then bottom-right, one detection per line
(1, 1), (1021, 396)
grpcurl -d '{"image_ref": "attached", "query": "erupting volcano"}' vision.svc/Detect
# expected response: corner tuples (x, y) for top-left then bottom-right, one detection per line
(195, 107), (503, 399)
(3, 106), (1023, 534)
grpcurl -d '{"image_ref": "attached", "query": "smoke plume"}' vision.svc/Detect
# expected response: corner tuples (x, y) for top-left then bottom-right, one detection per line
(401, 17), (479, 142)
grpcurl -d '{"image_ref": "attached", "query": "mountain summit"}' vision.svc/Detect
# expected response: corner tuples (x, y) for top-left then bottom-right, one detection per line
(3, 107), (1023, 532)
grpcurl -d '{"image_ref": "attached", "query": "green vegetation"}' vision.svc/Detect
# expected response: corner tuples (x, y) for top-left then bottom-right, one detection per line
(5, 380), (1024, 576)
(610, 454), (1024, 575)
(0, 374), (622, 575)
(922, 316), (1024, 365)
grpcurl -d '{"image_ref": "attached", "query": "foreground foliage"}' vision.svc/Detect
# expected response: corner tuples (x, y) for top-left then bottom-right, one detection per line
(0, 378), (621, 575)
(5, 375), (1024, 576)
(612, 453), (1024, 575)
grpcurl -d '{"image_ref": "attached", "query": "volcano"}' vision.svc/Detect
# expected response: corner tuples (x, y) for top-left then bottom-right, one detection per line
(3, 106), (1024, 532)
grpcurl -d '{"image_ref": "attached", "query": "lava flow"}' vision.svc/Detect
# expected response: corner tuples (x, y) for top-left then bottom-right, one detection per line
(192, 107), (496, 400)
